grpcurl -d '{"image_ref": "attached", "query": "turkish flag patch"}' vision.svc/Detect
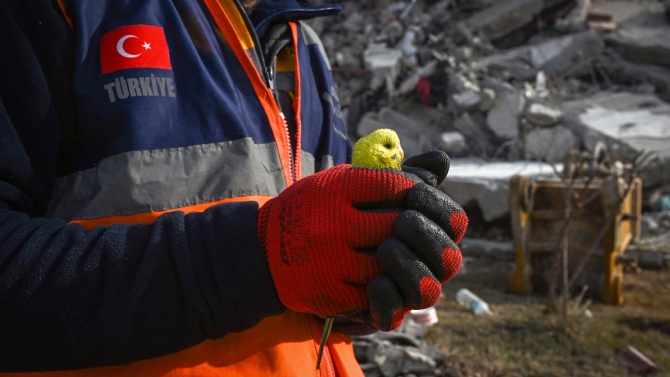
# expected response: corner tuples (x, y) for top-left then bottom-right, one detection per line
(100, 25), (172, 74)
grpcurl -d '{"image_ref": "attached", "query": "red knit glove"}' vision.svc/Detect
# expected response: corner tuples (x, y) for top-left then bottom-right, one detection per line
(351, 151), (468, 330)
(258, 152), (467, 331)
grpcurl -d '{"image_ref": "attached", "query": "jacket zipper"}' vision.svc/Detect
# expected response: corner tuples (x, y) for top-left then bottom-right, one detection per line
(230, 4), (333, 376)
(233, 0), (296, 184)
(265, 36), (297, 182)
(235, 6), (335, 376)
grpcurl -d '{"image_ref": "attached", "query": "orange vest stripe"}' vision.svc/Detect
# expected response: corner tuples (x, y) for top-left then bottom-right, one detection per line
(0, 312), (362, 377)
(55, 0), (74, 31)
(69, 195), (273, 229)
(289, 22), (303, 181)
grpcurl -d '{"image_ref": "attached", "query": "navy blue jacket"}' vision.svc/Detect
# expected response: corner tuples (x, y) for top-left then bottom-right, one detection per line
(0, 0), (348, 372)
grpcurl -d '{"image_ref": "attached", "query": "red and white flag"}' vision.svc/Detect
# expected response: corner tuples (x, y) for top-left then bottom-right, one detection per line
(100, 25), (172, 74)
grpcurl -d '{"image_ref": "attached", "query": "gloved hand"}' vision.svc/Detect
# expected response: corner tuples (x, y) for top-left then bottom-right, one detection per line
(258, 151), (467, 331)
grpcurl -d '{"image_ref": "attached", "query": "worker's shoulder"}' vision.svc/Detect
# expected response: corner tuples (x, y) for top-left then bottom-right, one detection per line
(297, 21), (321, 44)
(296, 21), (332, 70)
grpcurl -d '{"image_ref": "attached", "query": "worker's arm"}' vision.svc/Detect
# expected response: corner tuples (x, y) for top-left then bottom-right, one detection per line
(0, 1), (284, 372)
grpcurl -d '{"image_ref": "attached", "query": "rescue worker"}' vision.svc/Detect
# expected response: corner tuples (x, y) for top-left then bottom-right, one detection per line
(0, 0), (468, 376)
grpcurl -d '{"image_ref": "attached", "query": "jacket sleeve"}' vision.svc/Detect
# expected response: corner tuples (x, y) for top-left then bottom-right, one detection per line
(0, 1), (284, 372)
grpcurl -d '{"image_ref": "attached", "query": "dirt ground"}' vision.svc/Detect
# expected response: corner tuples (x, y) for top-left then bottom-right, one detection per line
(426, 258), (670, 377)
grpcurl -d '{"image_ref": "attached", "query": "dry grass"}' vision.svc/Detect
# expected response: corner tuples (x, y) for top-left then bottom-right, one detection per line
(427, 260), (670, 377)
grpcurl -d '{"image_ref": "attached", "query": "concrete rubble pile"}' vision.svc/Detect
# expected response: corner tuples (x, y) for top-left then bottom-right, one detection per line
(350, 310), (495, 377)
(303, 2), (670, 374)
(309, 0), (670, 238)
(352, 319), (440, 377)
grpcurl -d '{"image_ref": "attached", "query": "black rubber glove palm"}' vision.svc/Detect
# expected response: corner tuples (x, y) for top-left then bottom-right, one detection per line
(347, 151), (468, 330)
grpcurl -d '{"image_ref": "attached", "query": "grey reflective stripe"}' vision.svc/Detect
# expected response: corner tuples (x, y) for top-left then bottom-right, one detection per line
(301, 152), (335, 178)
(301, 151), (315, 178)
(299, 21), (331, 70)
(320, 155), (335, 171)
(46, 138), (286, 221)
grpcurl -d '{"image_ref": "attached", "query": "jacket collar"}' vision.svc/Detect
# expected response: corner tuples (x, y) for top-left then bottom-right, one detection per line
(250, 0), (341, 36)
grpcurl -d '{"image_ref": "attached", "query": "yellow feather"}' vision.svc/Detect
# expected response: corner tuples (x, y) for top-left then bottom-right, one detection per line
(351, 129), (404, 170)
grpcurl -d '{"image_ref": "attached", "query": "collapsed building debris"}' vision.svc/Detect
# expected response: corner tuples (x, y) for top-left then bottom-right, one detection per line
(314, 0), (670, 243)
(353, 316), (444, 377)
(440, 160), (559, 223)
(485, 85), (524, 140)
(524, 125), (578, 162)
(563, 92), (670, 188)
(308, 1), (670, 374)
(460, 0), (579, 48)
(470, 30), (605, 79)
(525, 102), (563, 127)
(610, 10), (670, 69)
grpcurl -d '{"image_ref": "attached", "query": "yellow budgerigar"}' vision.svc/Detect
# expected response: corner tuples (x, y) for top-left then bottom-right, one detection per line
(316, 128), (404, 370)
(351, 128), (404, 170)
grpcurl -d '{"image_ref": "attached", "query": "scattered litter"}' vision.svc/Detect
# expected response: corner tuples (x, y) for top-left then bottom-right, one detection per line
(410, 307), (438, 326)
(616, 345), (659, 375)
(456, 288), (492, 316)
(654, 196), (670, 212)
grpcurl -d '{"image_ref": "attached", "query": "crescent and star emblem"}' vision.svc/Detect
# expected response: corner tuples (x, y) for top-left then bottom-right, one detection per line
(116, 35), (152, 59)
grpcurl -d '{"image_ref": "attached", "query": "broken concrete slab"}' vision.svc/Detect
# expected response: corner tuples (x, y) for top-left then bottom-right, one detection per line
(461, 0), (544, 41)
(589, 0), (663, 24)
(472, 30), (604, 79)
(563, 92), (670, 154)
(440, 132), (468, 157)
(396, 27), (420, 57)
(611, 11), (670, 69)
(363, 43), (403, 81)
(342, 11), (366, 33)
(334, 47), (363, 69)
(487, 88), (525, 140)
(356, 113), (386, 141)
(453, 112), (499, 157)
(450, 91), (482, 113)
(464, 0), (542, 39)
(597, 54), (670, 103)
(479, 88), (497, 112)
(530, 30), (604, 74)
(394, 100), (442, 127)
(440, 159), (561, 222)
(525, 125), (578, 163)
(526, 102), (564, 127)
(367, 341), (436, 377)
(453, 113), (479, 140)
(563, 92), (670, 188)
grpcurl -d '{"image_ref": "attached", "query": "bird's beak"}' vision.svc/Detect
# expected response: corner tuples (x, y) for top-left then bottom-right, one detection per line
(398, 143), (404, 160)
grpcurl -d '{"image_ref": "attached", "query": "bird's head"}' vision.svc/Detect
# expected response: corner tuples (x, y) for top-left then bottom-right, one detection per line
(351, 129), (404, 170)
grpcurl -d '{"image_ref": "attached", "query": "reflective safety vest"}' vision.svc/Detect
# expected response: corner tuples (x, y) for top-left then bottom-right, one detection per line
(10, 312), (361, 376)
(4, 0), (360, 375)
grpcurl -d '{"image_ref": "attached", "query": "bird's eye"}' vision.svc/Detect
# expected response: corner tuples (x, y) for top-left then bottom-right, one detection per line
(384, 143), (392, 149)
